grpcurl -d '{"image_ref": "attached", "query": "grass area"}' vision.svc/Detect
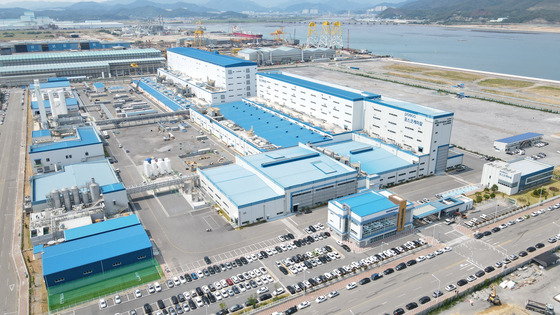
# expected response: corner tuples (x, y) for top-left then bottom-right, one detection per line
(47, 258), (162, 312)
(482, 89), (560, 106)
(529, 85), (560, 98)
(509, 178), (560, 206)
(423, 70), (484, 82)
(386, 72), (450, 85)
(384, 63), (431, 73)
(478, 78), (534, 89)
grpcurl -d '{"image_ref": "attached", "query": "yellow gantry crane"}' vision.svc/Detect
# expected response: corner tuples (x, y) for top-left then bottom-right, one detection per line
(194, 20), (205, 49)
(270, 27), (286, 43)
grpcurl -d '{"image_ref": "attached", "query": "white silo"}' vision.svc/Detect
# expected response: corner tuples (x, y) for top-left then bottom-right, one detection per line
(47, 90), (58, 118)
(157, 159), (166, 174)
(151, 160), (159, 176)
(81, 190), (90, 204)
(51, 189), (62, 209)
(71, 186), (81, 205)
(143, 160), (152, 177)
(57, 90), (68, 115)
(164, 158), (172, 173)
(89, 178), (101, 202)
(61, 188), (72, 211)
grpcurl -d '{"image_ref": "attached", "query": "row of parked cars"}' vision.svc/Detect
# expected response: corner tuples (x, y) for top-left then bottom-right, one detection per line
(277, 245), (341, 276)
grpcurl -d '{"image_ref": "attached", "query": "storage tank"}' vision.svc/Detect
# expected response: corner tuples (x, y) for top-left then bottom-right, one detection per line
(57, 90), (68, 115)
(61, 188), (72, 211)
(90, 178), (101, 202)
(81, 190), (90, 204)
(143, 160), (152, 177)
(151, 160), (159, 176)
(51, 189), (62, 209)
(164, 158), (172, 173)
(71, 186), (80, 205)
(157, 159), (166, 174)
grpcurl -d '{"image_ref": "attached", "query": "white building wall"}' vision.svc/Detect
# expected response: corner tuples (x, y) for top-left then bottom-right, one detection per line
(30, 144), (105, 174)
(480, 162), (521, 195)
(103, 190), (128, 216)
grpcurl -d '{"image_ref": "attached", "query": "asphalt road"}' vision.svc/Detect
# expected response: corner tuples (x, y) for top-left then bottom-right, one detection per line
(0, 88), (25, 315)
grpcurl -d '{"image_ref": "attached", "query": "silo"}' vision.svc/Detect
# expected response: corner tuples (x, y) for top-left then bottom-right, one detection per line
(151, 160), (159, 176)
(57, 90), (68, 115)
(143, 160), (152, 177)
(51, 189), (62, 209)
(164, 158), (172, 173)
(157, 159), (166, 174)
(81, 190), (90, 204)
(71, 186), (80, 205)
(90, 178), (101, 202)
(61, 188), (72, 211)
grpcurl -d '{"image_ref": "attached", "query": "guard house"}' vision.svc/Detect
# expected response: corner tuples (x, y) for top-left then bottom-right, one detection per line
(493, 132), (543, 152)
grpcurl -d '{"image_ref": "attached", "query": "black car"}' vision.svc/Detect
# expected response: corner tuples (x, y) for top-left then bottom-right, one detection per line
(309, 225), (317, 233)
(279, 266), (288, 275)
(259, 293), (273, 301)
(261, 250), (269, 258)
(285, 306), (298, 315)
(286, 285), (296, 294)
(294, 240), (301, 247)
(338, 267), (346, 275)
(474, 233), (484, 239)
(384, 268), (394, 275)
(232, 285), (240, 294)
(319, 275), (328, 283)
(208, 284), (216, 292)
(483, 231), (492, 236)
(287, 233), (295, 240)
(492, 227), (501, 233)
(395, 263), (407, 271)
(188, 299), (197, 310)
(371, 273), (383, 281)
(318, 256), (327, 264)
(419, 296), (431, 304)
(527, 246), (536, 252)
(297, 253), (305, 261)
(342, 244), (351, 252)
(535, 243), (545, 249)
(207, 292), (216, 304)
(393, 308), (405, 315)
(359, 277), (371, 285)
(250, 280), (257, 288)
(275, 246), (284, 253)
(235, 258), (242, 266)
(202, 295), (210, 305)
(144, 303), (153, 314)
(324, 255), (332, 262)
(184, 273), (192, 282)
(324, 245), (333, 252)
(208, 267), (215, 275)
(216, 310), (229, 315)
(309, 278), (317, 286)
(406, 302), (418, 310)
(484, 266), (495, 273)
(324, 231), (331, 237)
(406, 259), (417, 266)
(240, 257), (249, 264)
(195, 287), (204, 296)
(306, 236), (315, 243)
(519, 251), (528, 257)
(457, 279), (468, 286)
(204, 256), (211, 264)
(475, 270), (486, 278)
(214, 265), (221, 273)
(157, 300), (166, 310)
(304, 260), (313, 269)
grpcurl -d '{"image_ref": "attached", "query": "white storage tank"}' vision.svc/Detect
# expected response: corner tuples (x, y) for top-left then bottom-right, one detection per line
(151, 160), (159, 176)
(51, 189), (62, 209)
(61, 187), (71, 211)
(90, 178), (101, 202)
(71, 186), (81, 205)
(157, 159), (166, 174)
(164, 158), (172, 174)
(143, 160), (152, 177)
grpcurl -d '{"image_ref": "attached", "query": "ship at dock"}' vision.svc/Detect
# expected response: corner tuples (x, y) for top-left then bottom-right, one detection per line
(232, 26), (263, 39)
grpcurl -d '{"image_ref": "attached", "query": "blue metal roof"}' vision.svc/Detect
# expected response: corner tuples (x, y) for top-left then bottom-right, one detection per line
(64, 215), (140, 241)
(257, 71), (380, 101)
(200, 164), (282, 208)
(495, 132), (543, 144)
(101, 182), (126, 194)
(28, 126), (101, 154)
(31, 159), (120, 203)
(31, 97), (78, 109)
(240, 145), (357, 190)
(332, 189), (397, 217)
(367, 97), (453, 119)
(32, 129), (51, 138)
(42, 224), (151, 277)
(29, 80), (70, 90)
(321, 140), (413, 175)
(93, 82), (105, 89)
(168, 47), (257, 68)
(217, 101), (331, 148)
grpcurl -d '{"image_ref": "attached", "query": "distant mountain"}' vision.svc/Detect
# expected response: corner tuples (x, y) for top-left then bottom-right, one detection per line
(379, 0), (560, 23)
(203, 0), (266, 12)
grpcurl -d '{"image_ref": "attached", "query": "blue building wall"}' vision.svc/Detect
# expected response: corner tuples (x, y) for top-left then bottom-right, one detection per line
(518, 167), (554, 191)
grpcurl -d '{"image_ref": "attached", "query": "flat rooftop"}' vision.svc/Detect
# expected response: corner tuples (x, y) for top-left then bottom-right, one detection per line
(30, 80), (70, 90)
(216, 101), (331, 148)
(495, 132), (543, 144)
(200, 164), (282, 208)
(32, 129), (51, 138)
(168, 47), (257, 68)
(368, 96), (453, 119)
(257, 71), (381, 101)
(332, 189), (397, 217)
(29, 127), (101, 154)
(64, 214), (141, 242)
(508, 158), (554, 175)
(413, 196), (464, 219)
(240, 145), (357, 190)
(31, 97), (78, 110)
(320, 140), (413, 175)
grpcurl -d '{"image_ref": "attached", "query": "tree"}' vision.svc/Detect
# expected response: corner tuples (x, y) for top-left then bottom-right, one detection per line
(490, 192), (496, 198)
(475, 195), (483, 203)
(491, 184), (499, 192)
(484, 187), (490, 192)
(219, 303), (227, 310)
(484, 194), (490, 200)
(246, 294), (258, 309)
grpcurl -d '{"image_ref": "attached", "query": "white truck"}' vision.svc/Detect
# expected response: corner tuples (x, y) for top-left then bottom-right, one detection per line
(526, 300), (554, 315)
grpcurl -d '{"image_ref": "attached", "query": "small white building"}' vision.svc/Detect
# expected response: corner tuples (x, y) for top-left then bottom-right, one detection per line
(493, 132), (543, 152)
(481, 158), (554, 195)
(29, 127), (104, 174)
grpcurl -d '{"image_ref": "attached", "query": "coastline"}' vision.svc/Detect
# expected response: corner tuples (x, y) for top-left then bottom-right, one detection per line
(438, 23), (560, 34)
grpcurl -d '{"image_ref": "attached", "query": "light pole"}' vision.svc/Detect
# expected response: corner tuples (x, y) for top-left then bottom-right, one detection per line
(494, 202), (499, 223)
(380, 241), (389, 253)
(538, 185), (544, 205)
(302, 269), (310, 296)
(432, 274), (441, 304)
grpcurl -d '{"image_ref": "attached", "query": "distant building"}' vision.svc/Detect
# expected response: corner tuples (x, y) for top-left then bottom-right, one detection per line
(237, 46), (335, 65)
(481, 158), (554, 195)
(0, 40), (130, 55)
(493, 132), (543, 152)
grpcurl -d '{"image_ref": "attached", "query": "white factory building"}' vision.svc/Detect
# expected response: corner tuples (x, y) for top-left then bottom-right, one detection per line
(256, 71), (459, 175)
(481, 158), (554, 195)
(29, 127), (104, 174)
(198, 144), (358, 227)
(161, 47), (258, 105)
(237, 46), (336, 65)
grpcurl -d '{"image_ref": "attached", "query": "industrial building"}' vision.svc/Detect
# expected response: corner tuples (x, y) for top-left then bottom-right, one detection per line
(161, 47), (257, 105)
(30, 159), (127, 215)
(237, 46), (335, 65)
(0, 40), (130, 55)
(41, 215), (153, 287)
(412, 195), (472, 220)
(29, 127), (104, 174)
(198, 144), (358, 227)
(30, 79), (78, 117)
(327, 189), (413, 247)
(493, 132), (543, 152)
(481, 158), (554, 195)
(0, 49), (164, 86)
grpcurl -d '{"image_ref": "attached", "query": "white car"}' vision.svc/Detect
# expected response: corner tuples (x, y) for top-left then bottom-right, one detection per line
(467, 275), (477, 282)
(426, 253), (436, 259)
(197, 270), (204, 278)
(297, 301), (311, 310)
(445, 284), (457, 291)
(328, 290), (339, 298)
(183, 291), (190, 299)
(434, 249), (443, 255)
(443, 247), (452, 252)
(196, 297), (204, 307)
(220, 279), (228, 287)
(273, 288), (285, 296)
(154, 282), (162, 292)
(134, 289), (142, 298)
(215, 291), (223, 300)
(99, 299), (107, 308)
(416, 256), (426, 262)
(148, 284), (156, 294)
(214, 281), (222, 290)
(499, 224), (508, 229)
(173, 276), (181, 286)
(315, 295), (327, 303)
(114, 294), (121, 304)
(346, 282), (357, 290)
(257, 286), (269, 295)
(516, 217), (525, 222)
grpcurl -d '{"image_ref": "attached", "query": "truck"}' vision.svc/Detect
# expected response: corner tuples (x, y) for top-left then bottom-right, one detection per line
(526, 300), (554, 315)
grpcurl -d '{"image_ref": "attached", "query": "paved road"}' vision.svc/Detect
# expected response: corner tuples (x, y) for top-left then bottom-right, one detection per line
(0, 88), (25, 314)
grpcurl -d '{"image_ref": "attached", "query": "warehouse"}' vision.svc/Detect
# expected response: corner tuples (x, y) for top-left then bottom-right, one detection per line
(0, 40), (130, 55)
(237, 46), (335, 65)
(29, 127), (104, 174)
(493, 132), (543, 152)
(41, 214), (153, 287)
(327, 189), (414, 247)
(481, 158), (554, 195)
(162, 47), (257, 105)
(199, 144), (358, 227)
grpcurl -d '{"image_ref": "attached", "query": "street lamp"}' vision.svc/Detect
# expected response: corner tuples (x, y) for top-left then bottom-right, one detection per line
(302, 269), (310, 296)
(432, 274), (441, 304)
(494, 202), (499, 224)
(380, 241), (389, 253)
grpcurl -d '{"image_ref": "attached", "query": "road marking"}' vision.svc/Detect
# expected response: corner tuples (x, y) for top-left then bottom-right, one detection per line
(497, 239), (513, 247)
(445, 259), (466, 270)
(9, 283), (14, 291)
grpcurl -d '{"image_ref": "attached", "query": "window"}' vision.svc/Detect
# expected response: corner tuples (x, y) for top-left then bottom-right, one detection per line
(83, 270), (93, 275)
(46, 158), (50, 162)
(138, 255), (147, 260)
(112, 262), (122, 267)
(54, 278), (65, 283)
(85, 152), (89, 156)
(34, 159), (41, 166)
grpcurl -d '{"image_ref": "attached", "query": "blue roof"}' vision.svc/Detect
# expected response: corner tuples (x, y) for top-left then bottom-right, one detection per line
(32, 129), (51, 138)
(217, 101), (331, 148)
(257, 71), (381, 101)
(31, 97), (78, 109)
(367, 97), (453, 119)
(64, 214), (140, 241)
(321, 140), (413, 175)
(33, 244), (44, 254)
(42, 224), (151, 277)
(29, 80), (70, 90)
(93, 82), (105, 89)
(200, 164), (282, 207)
(495, 132), (543, 144)
(101, 182), (126, 194)
(332, 189), (397, 217)
(31, 159), (120, 203)
(240, 145), (357, 189)
(29, 126), (101, 154)
(168, 47), (257, 68)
